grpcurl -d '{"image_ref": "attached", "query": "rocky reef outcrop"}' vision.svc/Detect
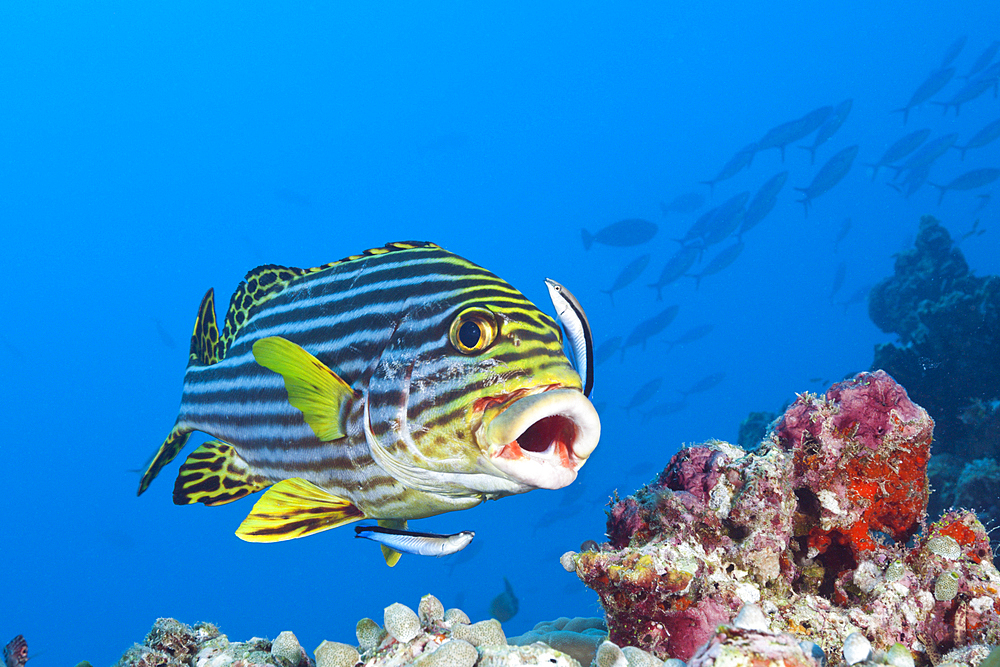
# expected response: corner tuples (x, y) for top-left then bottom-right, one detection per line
(563, 371), (1000, 665)
(867, 215), (1000, 523)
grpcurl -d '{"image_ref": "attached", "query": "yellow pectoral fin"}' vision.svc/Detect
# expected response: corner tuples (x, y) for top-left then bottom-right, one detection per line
(252, 336), (355, 441)
(378, 519), (407, 567)
(235, 478), (365, 543)
(173, 440), (271, 507)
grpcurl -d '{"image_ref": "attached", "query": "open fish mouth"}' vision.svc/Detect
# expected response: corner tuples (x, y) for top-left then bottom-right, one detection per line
(478, 387), (600, 490)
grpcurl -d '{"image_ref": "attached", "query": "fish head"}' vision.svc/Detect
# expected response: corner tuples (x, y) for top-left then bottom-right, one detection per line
(365, 285), (600, 498)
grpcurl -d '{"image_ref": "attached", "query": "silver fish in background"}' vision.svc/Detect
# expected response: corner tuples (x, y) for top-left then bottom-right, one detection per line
(795, 145), (859, 216)
(623, 377), (662, 414)
(545, 278), (595, 398)
(940, 34), (967, 68)
(660, 192), (705, 215)
(739, 171), (788, 238)
(953, 117), (1000, 160)
(834, 217), (852, 252)
(700, 142), (758, 196)
(963, 40), (1000, 79)
(893, 67), (955, 124)
(593, 336), (622, 366)
(864, 128), (931, 180)
(681, 371), (726, 396)
(489, 578), (519, 622)
(601, 254), (651, 304)
(701, 191), (750, 247)
(932, 75), (995, 116)
(889, 163), (932, 198)
(800, 99), (853, 164)
(665, 324), (714, 352)
(929, 168), (1000, 204)
(689, 242), (745, 289)
(621, 305), (679, 358)
(757, 105), (833, 162)
(581, 219), (657, 249)
(648, 246), (700, 300)
(888, 133), (958, 179)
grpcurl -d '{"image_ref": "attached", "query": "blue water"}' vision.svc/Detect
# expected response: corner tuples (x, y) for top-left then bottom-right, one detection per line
(2, 3), (998, 664)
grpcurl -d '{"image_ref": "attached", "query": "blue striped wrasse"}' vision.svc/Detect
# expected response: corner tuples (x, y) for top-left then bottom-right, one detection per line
(137, 241), (600, 565)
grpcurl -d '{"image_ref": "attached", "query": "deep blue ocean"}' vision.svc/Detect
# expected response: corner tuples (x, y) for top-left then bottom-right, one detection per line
(2, 3), (998, 664)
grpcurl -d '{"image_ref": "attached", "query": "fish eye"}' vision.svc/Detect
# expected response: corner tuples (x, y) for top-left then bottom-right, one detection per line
(449, 307), (498, 354)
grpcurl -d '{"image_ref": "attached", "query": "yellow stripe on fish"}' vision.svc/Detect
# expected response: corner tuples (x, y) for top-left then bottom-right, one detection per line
(138, 241), (600, 563)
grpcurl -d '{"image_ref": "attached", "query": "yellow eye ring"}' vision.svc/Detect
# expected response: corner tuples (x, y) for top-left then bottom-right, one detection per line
(449, 307), (499, 354)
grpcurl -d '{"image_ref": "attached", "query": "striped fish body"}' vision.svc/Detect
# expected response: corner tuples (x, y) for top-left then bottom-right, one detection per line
(139, 242), (600, 546)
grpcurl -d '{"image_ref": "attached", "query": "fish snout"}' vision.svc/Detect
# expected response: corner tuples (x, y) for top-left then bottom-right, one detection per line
(481, 388), (600, 490)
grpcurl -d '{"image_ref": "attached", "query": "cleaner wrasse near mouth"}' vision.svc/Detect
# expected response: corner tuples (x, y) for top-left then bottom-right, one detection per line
(354, 525), (475, 561)
(544, 278), (594, 398)
(137, 241), (601, 566)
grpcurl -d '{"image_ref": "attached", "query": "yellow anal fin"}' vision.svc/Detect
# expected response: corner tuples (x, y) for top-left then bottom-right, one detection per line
(189, 288), (221, 366)
(252, 336), (355, 441)
(138, 426), (192, 496)
(173, 440), (271, 506)
(235, 478), (365, 542)
(378, 519), (408, 567)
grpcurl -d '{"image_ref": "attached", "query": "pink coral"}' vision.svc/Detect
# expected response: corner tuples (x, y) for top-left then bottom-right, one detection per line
(571, 371), (1000, 665)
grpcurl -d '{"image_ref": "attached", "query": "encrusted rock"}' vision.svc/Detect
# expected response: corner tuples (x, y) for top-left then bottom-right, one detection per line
(508, 617), (606, 667)
(596, 641), (629, 667)
(842, 633), (871, 666)
(444, 609), (471, 625)
(418, 595), (445, 624)
(477, 643), (580, 667)
(411, 640), (478, 667)
(451, 620), (506, 647)
(384, 603), (421, 643)
(315, 641), (359, 667)
(271, 631), (306, 667)
(356, 618), (386, 652)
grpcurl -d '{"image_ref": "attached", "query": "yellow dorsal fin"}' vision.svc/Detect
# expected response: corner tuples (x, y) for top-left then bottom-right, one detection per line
(235, 478), (365, 542)
(378, 519), (408, 567)
(189, 288), (221, 366)
(173, 440), (272, 507)
(252, 336), (355, 441)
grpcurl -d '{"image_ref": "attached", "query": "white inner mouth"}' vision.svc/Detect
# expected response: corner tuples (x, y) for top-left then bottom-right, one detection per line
(483, 388), (601, 490)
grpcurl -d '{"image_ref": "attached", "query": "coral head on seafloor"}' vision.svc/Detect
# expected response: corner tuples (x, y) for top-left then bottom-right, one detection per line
(566, 370), (1000, 665)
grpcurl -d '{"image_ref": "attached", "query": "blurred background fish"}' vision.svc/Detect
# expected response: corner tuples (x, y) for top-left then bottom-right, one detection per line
(489, 578), (519, 623)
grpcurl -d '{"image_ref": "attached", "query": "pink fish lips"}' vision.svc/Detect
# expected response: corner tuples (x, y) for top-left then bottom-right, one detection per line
(478, 386), (601, 490)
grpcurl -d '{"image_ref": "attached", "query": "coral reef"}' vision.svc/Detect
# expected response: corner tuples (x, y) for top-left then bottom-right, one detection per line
(115, 597), (628, 667)
(113, 617), (314, 667)
(564, 371), (1000, 665)
(867, 215), (1000, 522)
(508, 617), (607, 666)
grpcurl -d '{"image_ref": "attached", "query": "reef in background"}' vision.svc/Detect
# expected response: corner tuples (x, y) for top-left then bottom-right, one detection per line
(867, 215), (1000, 525)
(564, 371), (1000, 665)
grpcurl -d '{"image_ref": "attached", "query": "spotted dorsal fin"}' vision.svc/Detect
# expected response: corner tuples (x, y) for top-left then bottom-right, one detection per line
(378, 519), (408, 567)
(219, 264), (309, 356)
(235, 478), (365, 542)
(252, 336), (355, 441)
(173, 440), (272, 506)
(189, 288), (221, 366)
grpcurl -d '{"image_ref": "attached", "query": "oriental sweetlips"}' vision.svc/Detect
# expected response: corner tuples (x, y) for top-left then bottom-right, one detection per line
(138, 241), (600, 564)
